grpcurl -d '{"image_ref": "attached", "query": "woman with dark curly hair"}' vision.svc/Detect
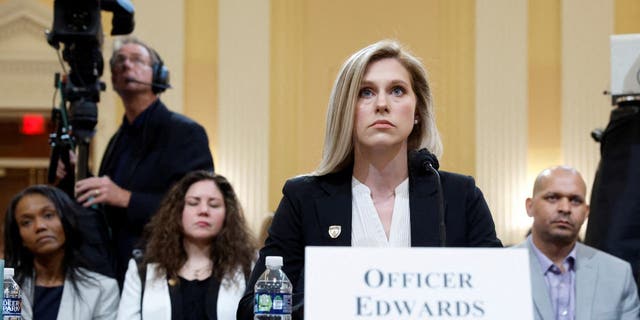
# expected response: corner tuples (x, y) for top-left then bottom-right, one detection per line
(4, 185), (119, 320)
(117, 171), (256, 320)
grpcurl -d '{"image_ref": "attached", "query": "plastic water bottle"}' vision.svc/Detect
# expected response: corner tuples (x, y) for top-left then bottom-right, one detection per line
(3, 268), (22, 320)
(254, 256), (292, 320)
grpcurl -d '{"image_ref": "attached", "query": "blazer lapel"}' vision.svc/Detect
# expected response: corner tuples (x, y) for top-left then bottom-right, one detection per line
(525, 241), (555, 320)
(575, 243), (596, 320)
(57, 275), (75, 319)
(98, 127), (122, 176)
(314, 171), (352, 246)
(20, 276), (35, 320)
(206, 277), (221, 319)
(312, 156), (445, 247)
(408, 164), (442, 247)
(168, 277), (182, 320)
(118, 100), (168, 186)
(145, 264), (172, 320)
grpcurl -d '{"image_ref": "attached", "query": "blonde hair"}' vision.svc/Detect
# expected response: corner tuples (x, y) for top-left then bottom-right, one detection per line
(314, 40), (443, 175)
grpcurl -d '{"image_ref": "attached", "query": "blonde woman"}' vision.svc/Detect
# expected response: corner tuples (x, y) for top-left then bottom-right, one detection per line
(237, 40), (502, 318)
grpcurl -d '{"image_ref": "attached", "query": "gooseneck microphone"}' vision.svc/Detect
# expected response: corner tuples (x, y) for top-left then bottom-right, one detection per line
(125, 77), (172, 90)
(416, 148), (446, 247)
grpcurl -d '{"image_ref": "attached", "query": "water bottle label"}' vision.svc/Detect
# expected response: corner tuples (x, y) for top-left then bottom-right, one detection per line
(254, 293), (292, 314)
(2, 297), (21, 316)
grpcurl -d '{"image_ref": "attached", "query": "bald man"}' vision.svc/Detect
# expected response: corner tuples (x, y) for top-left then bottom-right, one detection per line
(517, 166), (639, 320)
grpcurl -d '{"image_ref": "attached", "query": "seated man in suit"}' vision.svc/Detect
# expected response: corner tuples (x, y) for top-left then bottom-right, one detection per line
(518, 166), (639, 320)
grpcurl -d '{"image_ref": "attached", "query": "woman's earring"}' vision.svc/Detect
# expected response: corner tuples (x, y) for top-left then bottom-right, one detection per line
(414, 119), (419, 125)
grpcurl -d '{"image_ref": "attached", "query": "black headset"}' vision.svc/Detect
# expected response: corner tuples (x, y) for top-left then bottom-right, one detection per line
(148, 47), (170, 94)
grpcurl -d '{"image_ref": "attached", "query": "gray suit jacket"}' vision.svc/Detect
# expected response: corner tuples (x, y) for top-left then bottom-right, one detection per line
(517, 240), (640, 320)
(20, 268), (119, 320)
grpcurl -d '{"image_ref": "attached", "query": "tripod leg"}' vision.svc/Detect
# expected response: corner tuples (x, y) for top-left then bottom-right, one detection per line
(48, 145), (61, 184)
(76, 139), (90, 180)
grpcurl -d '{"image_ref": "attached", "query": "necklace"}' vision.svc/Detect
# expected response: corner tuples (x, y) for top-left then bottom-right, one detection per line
(180, 261), (213, 280)
(192, 265), (212, 279)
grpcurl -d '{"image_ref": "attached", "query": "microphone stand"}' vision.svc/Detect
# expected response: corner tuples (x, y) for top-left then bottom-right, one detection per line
(426, 163), (446, 247)
(417, 148), (446, 247)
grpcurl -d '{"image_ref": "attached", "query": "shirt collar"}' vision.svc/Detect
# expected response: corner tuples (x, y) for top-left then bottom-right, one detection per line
(528, 235), (576, 275)
(121, 98), (159, 131)
(351, 177), (410, 197)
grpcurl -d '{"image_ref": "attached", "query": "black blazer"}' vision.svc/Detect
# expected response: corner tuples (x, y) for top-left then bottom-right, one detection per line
(99, 99), (214, 282)
(237, 154), (502, 319)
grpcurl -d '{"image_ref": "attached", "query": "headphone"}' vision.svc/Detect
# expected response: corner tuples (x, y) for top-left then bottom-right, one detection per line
(148, 47), (170, 93)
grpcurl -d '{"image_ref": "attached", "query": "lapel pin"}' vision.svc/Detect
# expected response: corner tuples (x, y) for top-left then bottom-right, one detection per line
(328, 225), (342, 239)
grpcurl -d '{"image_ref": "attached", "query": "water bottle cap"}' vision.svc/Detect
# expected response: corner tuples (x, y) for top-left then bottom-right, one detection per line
(265, 256), (283, 268)
(3, 268), (14, 277)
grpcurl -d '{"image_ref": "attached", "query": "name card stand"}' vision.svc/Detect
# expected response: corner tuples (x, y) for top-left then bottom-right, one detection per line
(305, 247), (533, 320)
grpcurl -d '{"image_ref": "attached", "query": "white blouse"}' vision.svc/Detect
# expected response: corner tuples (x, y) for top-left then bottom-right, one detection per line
(351, 177), (411, 247)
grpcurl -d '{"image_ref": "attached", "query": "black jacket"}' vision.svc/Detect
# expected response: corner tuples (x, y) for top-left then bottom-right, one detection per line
(99, 99), (214, 283)
(237, 153), (502, 319)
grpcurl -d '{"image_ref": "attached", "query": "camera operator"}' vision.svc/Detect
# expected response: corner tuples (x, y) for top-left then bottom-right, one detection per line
(58, 36), (214, 286)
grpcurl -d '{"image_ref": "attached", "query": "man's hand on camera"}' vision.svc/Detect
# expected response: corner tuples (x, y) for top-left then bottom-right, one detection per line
(75, 176), (132, 208)
(55, 151), (77, 182)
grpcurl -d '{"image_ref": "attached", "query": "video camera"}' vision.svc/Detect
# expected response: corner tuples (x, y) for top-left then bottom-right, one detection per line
(46, 0), (134, 187)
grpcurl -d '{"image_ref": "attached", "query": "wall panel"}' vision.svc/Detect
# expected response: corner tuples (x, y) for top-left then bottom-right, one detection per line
(476, 0), (529, 244)
(218, 0), (270, 232)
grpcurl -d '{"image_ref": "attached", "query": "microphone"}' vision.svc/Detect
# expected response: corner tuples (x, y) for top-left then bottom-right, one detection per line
(125, 77), (172, 90)
(415, 148), (446, 247)
(417, 148), (439, 171)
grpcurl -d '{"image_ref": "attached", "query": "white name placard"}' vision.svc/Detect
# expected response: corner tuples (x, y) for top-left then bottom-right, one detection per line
(305, 247), (532, 320)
